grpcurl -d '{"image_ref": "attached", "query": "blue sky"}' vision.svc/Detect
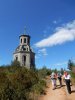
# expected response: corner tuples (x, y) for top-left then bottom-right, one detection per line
(0, 0), (75, 70)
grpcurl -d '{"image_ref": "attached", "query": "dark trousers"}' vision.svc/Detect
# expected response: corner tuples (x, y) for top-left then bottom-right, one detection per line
(58, 77), (62, 86)
(65, 79), (71, 94)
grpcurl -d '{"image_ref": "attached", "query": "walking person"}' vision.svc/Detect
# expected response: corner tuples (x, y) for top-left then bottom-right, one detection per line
(51, 72), (57, 90)
(57, 72), (62, 87)
(63, 71), (71, 94)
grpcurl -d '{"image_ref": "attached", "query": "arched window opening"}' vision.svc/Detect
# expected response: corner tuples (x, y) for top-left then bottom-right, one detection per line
(24, 38), (26, 43)
(22, 55), (26, 66)
(21, 39), (22, 43)
(16, 56), (18, 61)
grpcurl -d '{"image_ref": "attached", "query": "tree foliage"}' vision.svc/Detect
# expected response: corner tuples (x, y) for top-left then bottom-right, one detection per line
(37, 66), (51, 79)
(60, 68), (64, 75)
(68, 59), (75, 85)
(68, 59), (75, 70)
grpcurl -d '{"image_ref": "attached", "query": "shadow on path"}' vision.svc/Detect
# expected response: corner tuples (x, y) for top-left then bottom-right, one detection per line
(55, 84), (66, 89)
(71, 90), (75, 93)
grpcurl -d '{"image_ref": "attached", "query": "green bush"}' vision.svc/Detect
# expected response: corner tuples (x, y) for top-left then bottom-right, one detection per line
(31, 79), (46, 95)
(0, 65), (48, 100)
(70, 71), (75, 85)
(38, 67), (51, 79)
(11, 60), (21, 67)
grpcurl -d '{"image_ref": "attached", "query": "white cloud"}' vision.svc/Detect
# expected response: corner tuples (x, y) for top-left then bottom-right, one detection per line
(34, 20), (75, 48)
(35, 48), (47, 59)
(53, 61), (67, 66)
(50, 61), (68, 69)
(38, 48), (48, 56)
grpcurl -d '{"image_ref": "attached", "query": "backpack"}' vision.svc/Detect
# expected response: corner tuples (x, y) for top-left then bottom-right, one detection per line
(51, 72), (56, 79)
(58, 73), (62, 78)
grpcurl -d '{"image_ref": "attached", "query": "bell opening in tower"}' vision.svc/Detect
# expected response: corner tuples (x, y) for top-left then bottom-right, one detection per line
(24, 38), (26, 43)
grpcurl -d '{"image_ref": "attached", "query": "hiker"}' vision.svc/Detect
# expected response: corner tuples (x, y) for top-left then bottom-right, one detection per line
(57, 72), (62, 87)
(51, 72), (57, 90)
(63, 71), (71, 94)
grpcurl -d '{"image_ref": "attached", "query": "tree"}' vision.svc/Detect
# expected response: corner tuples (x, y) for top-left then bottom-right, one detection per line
(68, 59), (74, 70)
(54, 68), (57, 73)
(60, 68), (64, 75)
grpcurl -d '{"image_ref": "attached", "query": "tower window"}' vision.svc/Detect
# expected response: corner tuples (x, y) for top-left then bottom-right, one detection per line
(22, 45), (26, 51)
(22, 55), (26, 66)
(24, 38), (26, 43)
(24, 56), (26, 62)
(23, 48), (26, 51)
(16, 56), (18, 61)
(21, 39), (22, 43)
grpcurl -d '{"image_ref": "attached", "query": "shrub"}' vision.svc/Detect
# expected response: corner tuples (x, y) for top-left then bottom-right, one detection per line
(31, 79), (46, 95)
(0, 65), (48, 100)
(70, 71), (75, 85)
(38, 67), (51, 79)
(11, 60), (21, 67)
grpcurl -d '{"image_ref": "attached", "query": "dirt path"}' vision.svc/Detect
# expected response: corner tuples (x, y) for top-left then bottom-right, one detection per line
(39, 79), (75, 100)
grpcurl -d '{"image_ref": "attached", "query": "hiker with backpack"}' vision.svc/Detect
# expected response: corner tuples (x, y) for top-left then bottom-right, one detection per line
(51, 72), (57, 90)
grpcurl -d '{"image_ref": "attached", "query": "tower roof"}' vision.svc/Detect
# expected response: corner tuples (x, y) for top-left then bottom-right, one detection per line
(19, 34), (30, 38)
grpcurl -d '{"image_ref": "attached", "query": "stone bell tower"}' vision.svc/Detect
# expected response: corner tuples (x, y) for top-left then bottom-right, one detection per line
(13, 32), (35, 69)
